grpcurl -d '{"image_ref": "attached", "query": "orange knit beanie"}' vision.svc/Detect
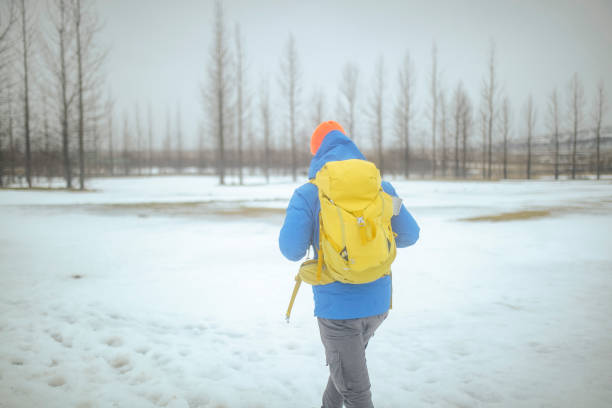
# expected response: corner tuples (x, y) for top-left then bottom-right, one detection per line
(310, 121), (345, 155)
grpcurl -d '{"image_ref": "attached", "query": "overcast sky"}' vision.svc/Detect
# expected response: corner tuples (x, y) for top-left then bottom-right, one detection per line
(96, 0), (612, 150)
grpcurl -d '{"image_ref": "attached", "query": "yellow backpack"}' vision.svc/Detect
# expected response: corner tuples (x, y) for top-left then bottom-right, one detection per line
(285, 159), (397, 321)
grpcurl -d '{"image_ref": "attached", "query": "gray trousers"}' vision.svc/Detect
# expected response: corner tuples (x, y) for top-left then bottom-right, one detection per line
(317, 311), (388, 408)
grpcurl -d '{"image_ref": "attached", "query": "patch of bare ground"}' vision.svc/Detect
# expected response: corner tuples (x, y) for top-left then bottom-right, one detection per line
(211, 206), (285, 217)
(461, 198), (612, 222)
(0, 186), (97, 192)
(461, 210), (551, 222)
(97, 201), (285, 217)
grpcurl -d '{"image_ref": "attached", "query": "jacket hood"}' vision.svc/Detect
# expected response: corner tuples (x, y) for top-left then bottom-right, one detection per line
(308, 130), (366, 179)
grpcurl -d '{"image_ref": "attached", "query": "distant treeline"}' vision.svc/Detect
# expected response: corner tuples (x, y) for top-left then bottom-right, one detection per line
(0, 1), (610, 189)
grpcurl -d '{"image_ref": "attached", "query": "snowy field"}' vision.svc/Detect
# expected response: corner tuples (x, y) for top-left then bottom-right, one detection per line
(1, 176), (611, 408)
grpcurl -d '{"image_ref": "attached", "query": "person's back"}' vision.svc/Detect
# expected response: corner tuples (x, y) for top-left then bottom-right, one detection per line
(279, 121), (420, 408)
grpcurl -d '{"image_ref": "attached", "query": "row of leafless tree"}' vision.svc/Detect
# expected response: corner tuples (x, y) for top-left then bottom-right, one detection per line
(1, 1), (610, 189)
(201, 2), (609, 184)
(0, 0), (106, 189)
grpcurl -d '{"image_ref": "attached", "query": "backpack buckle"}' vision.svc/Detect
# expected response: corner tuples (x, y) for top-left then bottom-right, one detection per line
(356, 216), (366, 227)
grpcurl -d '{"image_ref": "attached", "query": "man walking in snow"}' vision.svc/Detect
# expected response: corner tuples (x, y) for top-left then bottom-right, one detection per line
(279, 121), (420, 408)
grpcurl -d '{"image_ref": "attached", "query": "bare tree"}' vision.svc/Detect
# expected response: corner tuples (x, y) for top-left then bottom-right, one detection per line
(175, 103), (182, 173)
(480, 107), (486, 179)
(461, 94), (472, 178)
(429, 42), (438, 178)
(369, 56), (385, 174)
(500, 97), (511, 179)
(279, 33), (300, 181)
(482, 41), (498, 179)
(439, 90), (447, 177)
(18, 0), (34, 187)
(164, 108), (171, 173)
(394, 52), (415, 179)
(42, 94), (52, 183)
(235, 23), (245, 184)
(8, 84), (16, 184)
(74, 0), (85, 188)
(45, 0), (75, 188)
(592, 80), (607, 180)
(452, 82), (466, 178)
(147, 102), (153, 175)
(197, 121), (205, 174)
(524, 95), (536, 180)
(338, 62), (358, 139)
(259, 78), (272, 183)
(568, 73), (584, 179)
(122, 111), (129, 175)
(246, 115), (255, 175)
(134, 103), (143, 175)
(0, 0), (16, 186)
(104, 94), (114, 175)
(89, 98), (101, 176)
(73, 0), (105, 188)
(547, 89), (560, 180)
(203, 1), (232, 185)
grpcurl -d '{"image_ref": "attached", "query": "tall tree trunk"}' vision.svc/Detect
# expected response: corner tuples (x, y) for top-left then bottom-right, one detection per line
(569, 73), (584, 180)
(461, 101), (470, 179)
(123, 113), (130, 176)
(375, 58), (384, 175)
(571, 107), (577, 180)
(260, 80), (271, 184)
(430, 43), (438, 178)
(481, 42), (497, 180)
(19, 0), (32, 188)
(148, 103), (153, 175)
(9, 96), (15, 183)
(525, 95), (536, 180)
(175, 105), (182, 174)
(217, 88), (225, 184)
(595, 122), (600, 180)
(453, 83), (462, 178)
(235, 24), (244, 185)
(279, 34), (300, 182)
(44, 100), (52, 184)
(75, 0), (85, 189)
(439, 91), (447, 177)
(481, 110), (486, 179)
(501, 98), (510, 180)
(107, 108), (114, 176)
(57, 0), (72, 188)
(593, 81), (605, 180)
(205, 1), (231, 185)
(549, 90), (560, 180)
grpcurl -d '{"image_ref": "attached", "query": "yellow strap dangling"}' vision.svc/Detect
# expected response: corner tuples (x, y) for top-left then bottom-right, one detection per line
(285, 274), (302, 322)
(389, 271), (393, 310)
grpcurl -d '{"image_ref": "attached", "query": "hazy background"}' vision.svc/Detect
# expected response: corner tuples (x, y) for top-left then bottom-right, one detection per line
(2, 2), (612, 406)
(97, 0), (612, 149)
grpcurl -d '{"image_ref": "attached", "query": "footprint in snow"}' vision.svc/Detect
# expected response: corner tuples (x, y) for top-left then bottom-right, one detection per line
(104, 336), (123, 347)
(10, 357), (24, 366)
(48, 375), (66, 387)
(135, 345), (150, 355)
(50, 332), (72, 348)
(109, 354), (131, 373)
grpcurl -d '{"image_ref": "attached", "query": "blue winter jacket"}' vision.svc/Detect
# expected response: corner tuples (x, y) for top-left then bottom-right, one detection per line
(279, 130), (420, 319)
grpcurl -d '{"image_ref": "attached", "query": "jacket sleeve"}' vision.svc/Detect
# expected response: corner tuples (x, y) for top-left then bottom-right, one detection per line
(279, 184), (316, 261)
(381, 181), (420, 248)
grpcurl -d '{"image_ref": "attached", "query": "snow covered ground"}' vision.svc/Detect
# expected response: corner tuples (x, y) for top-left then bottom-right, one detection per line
(1, 176), (611, 408)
